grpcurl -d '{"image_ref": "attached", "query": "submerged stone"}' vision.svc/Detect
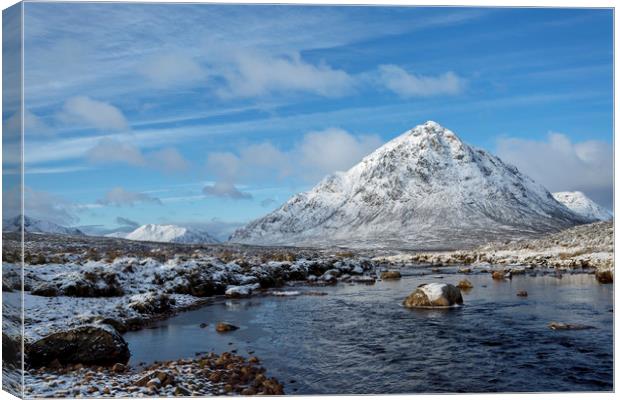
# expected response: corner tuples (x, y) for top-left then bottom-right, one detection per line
(380, 271), (402, 280)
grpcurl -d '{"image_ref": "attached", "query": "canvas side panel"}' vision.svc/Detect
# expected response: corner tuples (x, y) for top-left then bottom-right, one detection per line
(2, 2), (24, 398)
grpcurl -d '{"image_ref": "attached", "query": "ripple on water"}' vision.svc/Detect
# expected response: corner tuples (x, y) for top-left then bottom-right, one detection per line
(124, 273), (613, 394)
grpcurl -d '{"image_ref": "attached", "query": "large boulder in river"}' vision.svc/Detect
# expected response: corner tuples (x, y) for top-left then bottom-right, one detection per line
(403, 283), (463, 308)
(26, 325), (130, 367)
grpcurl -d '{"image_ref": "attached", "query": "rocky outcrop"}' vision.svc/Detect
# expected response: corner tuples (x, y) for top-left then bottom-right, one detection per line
(128, 293), (174, 314)
(31, 269), (123, 297)
(403, 283), (463, 308)
(225, 283), (261, 298)
(26, 325), (130, 367)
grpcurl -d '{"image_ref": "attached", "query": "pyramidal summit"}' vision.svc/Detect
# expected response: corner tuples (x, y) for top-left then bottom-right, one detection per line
(230, 121), (592, 249)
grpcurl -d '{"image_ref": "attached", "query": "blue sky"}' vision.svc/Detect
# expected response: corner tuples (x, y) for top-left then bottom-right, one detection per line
(10, 3), (614, 238)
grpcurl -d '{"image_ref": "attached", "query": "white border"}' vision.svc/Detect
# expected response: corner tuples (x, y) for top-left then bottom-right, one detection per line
(0, 1), (616, 400)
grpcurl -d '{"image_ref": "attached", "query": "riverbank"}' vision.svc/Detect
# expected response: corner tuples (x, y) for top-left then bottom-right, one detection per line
(377, 221), (614, 281)
(24, 351), (283, 397)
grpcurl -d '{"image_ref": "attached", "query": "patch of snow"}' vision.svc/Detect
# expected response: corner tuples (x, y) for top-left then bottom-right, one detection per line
(419, 283), (446, 302)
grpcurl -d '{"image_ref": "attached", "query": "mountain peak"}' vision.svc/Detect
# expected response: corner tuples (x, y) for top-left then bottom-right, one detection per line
(410, 120), (454, 136)
(231, 122), (589, 249)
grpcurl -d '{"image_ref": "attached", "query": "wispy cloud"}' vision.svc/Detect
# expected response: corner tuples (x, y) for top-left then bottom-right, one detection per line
(203, 182), (253, 200)
(87, 138), (146, 166)
(86, 138), (190, 173)
(138, 52), (208, 87)
(377, 65), (466, 97)
(216, 51), (355, 98)
(58, 96), (129, 131)
(204, 127), (383, 185)
(97, 187), (163, 207)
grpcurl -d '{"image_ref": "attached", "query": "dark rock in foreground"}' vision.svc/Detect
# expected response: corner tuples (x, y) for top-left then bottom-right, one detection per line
(27, 325), (130, 367)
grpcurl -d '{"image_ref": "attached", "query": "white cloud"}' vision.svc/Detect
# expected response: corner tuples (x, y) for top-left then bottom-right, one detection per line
(148, 147), (190, 173)
(97, 187), (162, 207)
(202, 182), (253, 200)
(297, 128), (383, 181)
(217, 51), (355, 98)
(496, 132), (613, 208)
(205, 127), (383, 187)
(58, 96), (128, 131)
(86, 139), (190, 173)
(377, 65), (466, 97)
(138, 53), (207, 87)
(87, 138), (146, 166)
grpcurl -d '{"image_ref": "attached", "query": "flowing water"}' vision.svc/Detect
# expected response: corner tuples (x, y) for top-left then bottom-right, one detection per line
(124, 270), (613, 394)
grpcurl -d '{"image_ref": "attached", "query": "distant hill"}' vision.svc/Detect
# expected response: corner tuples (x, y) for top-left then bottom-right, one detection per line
(108, 223), (219, 244)
(2, 215), (85, 236)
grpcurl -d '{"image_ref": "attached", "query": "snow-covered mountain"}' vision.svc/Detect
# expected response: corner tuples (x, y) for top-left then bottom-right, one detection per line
(552, 191), (612, 221)
(110, 224), (219, 244)
(2, 215), (85, 236)
(230, 121), (590, 250)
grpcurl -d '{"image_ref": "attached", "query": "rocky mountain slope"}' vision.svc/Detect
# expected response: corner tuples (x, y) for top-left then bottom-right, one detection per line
(552, 191), (612, 221)
(2, 215), (84, 236)
(113, 224), (219, 244)
(231, 121), (591, 249)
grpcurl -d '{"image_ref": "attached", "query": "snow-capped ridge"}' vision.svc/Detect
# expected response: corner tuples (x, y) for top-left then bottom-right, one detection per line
(118, 224), (219, 244)
(552, 191), (612, 221)
(230, 121), (589, 249)
(2, 215), (85, 236)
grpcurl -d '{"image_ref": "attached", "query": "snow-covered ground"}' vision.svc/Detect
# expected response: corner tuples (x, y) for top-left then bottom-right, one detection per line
(379, 221), (613, 274)
(3, 245), (374, 343)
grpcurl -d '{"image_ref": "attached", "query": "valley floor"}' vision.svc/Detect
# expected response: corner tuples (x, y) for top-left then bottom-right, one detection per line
(1, 220), (613, 396)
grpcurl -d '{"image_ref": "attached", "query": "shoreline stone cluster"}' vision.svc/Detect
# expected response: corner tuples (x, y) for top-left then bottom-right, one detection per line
(24, 352), (284, 397)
